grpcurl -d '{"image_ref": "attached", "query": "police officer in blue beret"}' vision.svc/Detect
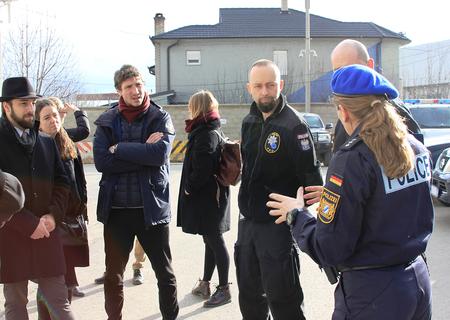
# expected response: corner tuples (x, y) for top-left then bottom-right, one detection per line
(267, 64), (433, 320)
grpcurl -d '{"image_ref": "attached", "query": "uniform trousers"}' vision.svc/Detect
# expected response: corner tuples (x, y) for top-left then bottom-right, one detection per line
(234, 218), (305, 320)
(103, 209), (178, 320)
(3, 275), (74, 320)
(333, 255), (432, 320)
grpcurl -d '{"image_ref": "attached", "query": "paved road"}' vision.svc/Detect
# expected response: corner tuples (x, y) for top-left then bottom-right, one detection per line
(1, 163), (449, 319)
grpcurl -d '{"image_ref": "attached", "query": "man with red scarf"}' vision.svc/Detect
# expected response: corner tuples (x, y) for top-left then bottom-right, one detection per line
(93, 65), (178, 320)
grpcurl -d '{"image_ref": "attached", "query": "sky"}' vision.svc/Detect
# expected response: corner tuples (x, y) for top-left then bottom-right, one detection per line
(2, 0), (449, 94)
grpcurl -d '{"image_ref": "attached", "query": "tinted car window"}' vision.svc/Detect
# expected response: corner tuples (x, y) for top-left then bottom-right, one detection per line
(303, 114), (324, 128)
(409, 107), (450, 128)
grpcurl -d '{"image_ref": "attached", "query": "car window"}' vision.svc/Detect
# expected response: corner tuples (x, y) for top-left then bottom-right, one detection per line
(303, 115), (324, 128)
(409, 107), (450, 128)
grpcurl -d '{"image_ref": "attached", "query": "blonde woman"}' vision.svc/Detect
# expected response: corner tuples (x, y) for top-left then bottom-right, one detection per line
(177, 90), (231, 308)
(268, 65), (433, 319)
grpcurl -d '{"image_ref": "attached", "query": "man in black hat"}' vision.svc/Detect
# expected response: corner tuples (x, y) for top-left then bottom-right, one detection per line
(0, 170), (25, 229)
(0, 77), (75, 319)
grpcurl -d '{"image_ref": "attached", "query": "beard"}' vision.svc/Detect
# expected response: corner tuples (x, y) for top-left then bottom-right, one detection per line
(10, 107), (34, 129)
(256, 97), (279, 113)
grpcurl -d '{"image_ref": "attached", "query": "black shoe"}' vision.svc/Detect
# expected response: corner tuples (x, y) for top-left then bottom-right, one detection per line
(72, 286), (85, 297)
(203, 284), (231, 308)
(94, 272), (106, 285)
(132, 269), (144, 285)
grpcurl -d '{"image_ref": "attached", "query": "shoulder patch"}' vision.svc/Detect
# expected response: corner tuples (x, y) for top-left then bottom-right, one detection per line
(318, 188), (341, 224)
(329, 174), (343, 187)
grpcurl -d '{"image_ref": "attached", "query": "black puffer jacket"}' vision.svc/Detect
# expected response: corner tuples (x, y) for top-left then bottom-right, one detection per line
(238, 95), (323, 222)
(177, 119), (230, 235)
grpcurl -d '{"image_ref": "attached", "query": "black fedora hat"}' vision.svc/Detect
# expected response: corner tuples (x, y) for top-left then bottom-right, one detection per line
(0, 77), (41, 102)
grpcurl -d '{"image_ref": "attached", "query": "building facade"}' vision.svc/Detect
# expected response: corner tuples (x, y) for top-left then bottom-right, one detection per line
(150, 6), (409, 104)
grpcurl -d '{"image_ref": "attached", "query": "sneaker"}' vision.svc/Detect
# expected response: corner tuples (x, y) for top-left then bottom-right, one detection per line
(203, 284), (231, 308)
(133, 269), (144, 285)
(94, 272), (106, 285)
(191, 279), (210, 299)
(72, 286), (85, 297)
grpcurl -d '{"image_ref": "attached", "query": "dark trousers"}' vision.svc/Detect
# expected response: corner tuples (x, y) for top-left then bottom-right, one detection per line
(202, 233), (230, 286)
(333, 256), (432, 320)
(234, 218), (305, 320)
(104, 209), (179, 320)
(3, 276), (74, 320)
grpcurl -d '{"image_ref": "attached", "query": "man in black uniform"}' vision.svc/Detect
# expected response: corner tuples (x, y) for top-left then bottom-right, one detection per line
(235, 59), (323, 320)
(331, 39), (422, 151)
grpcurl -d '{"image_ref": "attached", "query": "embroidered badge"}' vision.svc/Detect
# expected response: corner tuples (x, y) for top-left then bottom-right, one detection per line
(318, 188), (340, 224)
(329, 175), (343, 187)
(265, 132), (281, 154)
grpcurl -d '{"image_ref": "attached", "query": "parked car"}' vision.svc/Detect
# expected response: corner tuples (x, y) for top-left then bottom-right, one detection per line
(405, 101), (450, 167)
(300, 112), (333, 166)
(431, 147), (450, 206)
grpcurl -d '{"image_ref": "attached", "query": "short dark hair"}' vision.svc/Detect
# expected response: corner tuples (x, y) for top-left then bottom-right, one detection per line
(114, 65), (142, 90)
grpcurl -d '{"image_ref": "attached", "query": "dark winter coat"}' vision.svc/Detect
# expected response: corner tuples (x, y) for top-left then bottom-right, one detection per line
(177, 119), (231, 235)
(60, 149), (89, 267)
(93, 101), (175, 226)
(0, 117), (69, 283)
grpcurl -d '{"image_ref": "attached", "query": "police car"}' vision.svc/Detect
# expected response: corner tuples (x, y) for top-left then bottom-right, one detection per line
(431, 147), (450, 206)
(404, 99), (450, 167)
(300, 112), (333, 166)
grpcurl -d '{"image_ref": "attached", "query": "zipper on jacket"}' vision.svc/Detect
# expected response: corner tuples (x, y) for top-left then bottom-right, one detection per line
(249, 119), (266, 185)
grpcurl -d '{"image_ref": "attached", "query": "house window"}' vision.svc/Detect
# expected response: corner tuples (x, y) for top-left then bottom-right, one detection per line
(186, 50), (201, 65)
(273, 50), (288, 76)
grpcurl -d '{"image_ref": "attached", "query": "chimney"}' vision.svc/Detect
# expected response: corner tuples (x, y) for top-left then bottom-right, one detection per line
(154, 13), (165, 35)
(281, 0), (288, 12)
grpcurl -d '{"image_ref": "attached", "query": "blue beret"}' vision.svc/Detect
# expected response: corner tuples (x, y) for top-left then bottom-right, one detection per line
(331, 64), (398, 100)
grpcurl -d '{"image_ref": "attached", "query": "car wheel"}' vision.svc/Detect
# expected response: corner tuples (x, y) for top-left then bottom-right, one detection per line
(438, 197), (450, 207)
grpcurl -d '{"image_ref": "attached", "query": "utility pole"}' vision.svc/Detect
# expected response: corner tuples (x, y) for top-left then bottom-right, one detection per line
(304, 0), (311, 112)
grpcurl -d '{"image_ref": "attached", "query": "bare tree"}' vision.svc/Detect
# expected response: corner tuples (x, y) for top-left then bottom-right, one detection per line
(3, 20), (81, 99)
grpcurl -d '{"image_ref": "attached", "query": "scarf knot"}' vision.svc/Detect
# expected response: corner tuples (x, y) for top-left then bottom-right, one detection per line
(185, 110), (220, 133)
(118, 93), (151, 123)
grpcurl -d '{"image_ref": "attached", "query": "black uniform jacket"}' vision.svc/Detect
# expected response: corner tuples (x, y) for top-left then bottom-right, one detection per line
(239, 95), (323, 222)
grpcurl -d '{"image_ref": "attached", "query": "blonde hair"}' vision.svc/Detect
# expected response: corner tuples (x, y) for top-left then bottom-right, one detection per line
(35, 98), (77, 161)
(48, 96), (64, 112)
(188, 90), (219, 119)
(334, 95), (414, 178)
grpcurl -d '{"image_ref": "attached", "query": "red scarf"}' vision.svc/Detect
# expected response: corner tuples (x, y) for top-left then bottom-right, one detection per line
(185, 110), (220, 133)
(118, 93), (151, 123)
